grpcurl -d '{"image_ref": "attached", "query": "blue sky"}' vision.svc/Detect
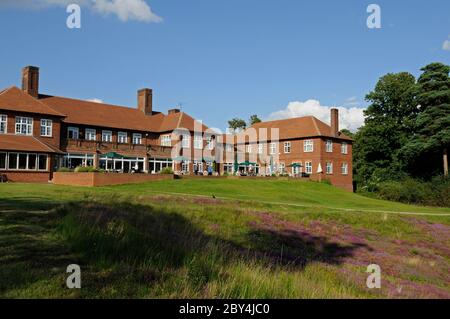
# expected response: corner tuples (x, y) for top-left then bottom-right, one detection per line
(0, 0), (449, 131)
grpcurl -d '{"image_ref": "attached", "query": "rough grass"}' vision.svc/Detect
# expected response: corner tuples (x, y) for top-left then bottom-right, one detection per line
(0, 180), (449, 298)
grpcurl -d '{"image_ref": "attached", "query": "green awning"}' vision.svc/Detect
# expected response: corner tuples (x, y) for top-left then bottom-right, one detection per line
(103, 152), (126, 159)
(288, 163), (303, 168)
(239, 161), (257, 166)
(173, 156), (189, 162)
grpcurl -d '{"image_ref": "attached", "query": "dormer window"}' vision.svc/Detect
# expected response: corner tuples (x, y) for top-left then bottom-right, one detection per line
(40, 119), (52, 137)
(0, 115), (6, 134)
(68, 127), (79, 139)
(15, 116), (33, 135)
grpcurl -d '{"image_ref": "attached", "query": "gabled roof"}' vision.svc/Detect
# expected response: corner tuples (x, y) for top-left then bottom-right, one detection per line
(0, 134), (64, 153)
(0, 87), (64, 117)
(38, 94), (208, 133)
(236, 116), (352, 142)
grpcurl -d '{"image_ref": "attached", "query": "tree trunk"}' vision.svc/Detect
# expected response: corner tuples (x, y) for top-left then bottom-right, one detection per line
(444, 147), (449, 177)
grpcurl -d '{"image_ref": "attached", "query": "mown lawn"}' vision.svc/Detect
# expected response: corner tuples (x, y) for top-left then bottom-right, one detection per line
(0, 179), (449, 298)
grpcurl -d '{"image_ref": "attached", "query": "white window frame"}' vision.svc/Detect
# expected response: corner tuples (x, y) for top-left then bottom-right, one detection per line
(326, 140), (333, 153)
(118, 132), (128, 144)
(0, 152), (6, 169)
(161, 134), (171, 147)
(341, 162), (349, 175)
(102, 130), (113, 143)
(85, 128), (96, 141)
(68, 127), (79, 139)
(284, 142), (291, 154)
(194, 135), (203, 150)
(226, 144), (234, 153)
(181, 161), (190, 173)
(182, 134), (191, 148)
(341, 142), (348, 154)
(246, 144), (252, 154)
(304, 140), (313, 153)
(305, 161), (312, 174)
(258, 144), (263, 155)
(132, 133), (142, 145)
(269, 143), (277, 155)
(40, 119), (52, 137)
(0, 115), (7, 134)
(15, 116), (33, 136)
(326, 162), (333, 175)
(279, 163), (285, 174)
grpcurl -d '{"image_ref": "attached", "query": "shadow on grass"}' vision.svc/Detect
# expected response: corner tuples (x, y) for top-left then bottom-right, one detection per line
(0, 197), (371, 297)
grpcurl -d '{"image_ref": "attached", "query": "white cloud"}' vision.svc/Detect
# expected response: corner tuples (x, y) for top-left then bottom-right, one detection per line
(268, 99), (365, 132)
(0, 0), (162, 23)
(443, 36), (450, 51)
(87, 98), (103, 103)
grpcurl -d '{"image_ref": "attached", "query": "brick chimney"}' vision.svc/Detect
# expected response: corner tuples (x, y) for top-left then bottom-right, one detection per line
(168, 108), (180, 115)
(22, 66), (39, 98)
(137, 88), (152, 115)
(330, 108), (339, 137)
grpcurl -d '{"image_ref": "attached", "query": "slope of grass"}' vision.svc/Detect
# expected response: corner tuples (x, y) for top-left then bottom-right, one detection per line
(0, 180), (449, 298)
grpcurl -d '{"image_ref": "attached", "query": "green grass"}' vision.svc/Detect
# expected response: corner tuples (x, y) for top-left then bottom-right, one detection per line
(0, 179), (449, 298)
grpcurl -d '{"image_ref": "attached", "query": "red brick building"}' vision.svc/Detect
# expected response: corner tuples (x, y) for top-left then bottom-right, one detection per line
(0, 66), (353, 191)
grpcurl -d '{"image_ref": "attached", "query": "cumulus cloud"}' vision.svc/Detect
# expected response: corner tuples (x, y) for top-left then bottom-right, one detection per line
(0, 0), (162, 23)
(268, 99), (365, 132)
(443, 35), (450, 51)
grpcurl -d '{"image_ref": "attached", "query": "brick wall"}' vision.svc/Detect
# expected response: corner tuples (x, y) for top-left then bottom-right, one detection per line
(0, 171), (51, 183)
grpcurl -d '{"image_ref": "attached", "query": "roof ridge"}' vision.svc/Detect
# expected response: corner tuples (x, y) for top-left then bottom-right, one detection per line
(40, 94), (138, 112)
(252, 115), (316, 127)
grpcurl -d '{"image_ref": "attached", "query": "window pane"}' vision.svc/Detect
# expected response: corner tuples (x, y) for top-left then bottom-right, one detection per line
(28, 154), (37, 170)
(8, 153), (18, 169)
(38, 155), (47, 170)
(0, 153), (6, 169)
(18, 154), (27, 169)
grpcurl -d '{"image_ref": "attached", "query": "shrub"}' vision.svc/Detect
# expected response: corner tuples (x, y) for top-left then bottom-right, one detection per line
(160, 167), (174, 175)
(376, 176), (450, 207)
(57, 167), (73, 173)
(74, 166), (98, 173)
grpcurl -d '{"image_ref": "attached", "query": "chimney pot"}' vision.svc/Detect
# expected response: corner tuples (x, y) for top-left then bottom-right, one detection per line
(330, 108), (339, 137)
(22, 66), (39, 98)
(137, 88), (153, 115)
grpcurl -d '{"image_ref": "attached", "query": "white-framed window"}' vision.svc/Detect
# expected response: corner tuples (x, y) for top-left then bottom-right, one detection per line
(284, 142), (291, 154)
(207, 137), (214, 150)
(118, 132), (128, 144)
(40, 119), (52, 137)
(305, 161), (312, 174)
(132, 133), (142, 145)
(269, 142), (277, 155)
(341, 142), (348, 154)
(0, 115), (7, 134)
(326, 162), (333, 175)
(258, 143), (263, 155)
(15, 116), (33, 135)
(68, 127), (79, 139)
(102, 130), (113, 143)
(326, 140), (333, 153)
(194, 135), (203, 149)
(182, 134), (191, 148)
(181, 161), (190, 173)
(161, 134), (171, 147)
(304, 140), (313, 153)
(2, 152), (47, 171)
(246, 144), (252, 154)
(85, 128), (96, 141)
(0, 152), (6, 169)
(279, 163), (285, 174)
(226, 144), (234, 152)
(341, 162), (349, 175)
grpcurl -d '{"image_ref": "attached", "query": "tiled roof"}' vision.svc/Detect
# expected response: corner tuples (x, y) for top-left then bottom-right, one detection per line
(0, 87), (64, 117)
(38, 94), (208, 133)
(0, 134), (64, 153)
(236, 116), (352, 142)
